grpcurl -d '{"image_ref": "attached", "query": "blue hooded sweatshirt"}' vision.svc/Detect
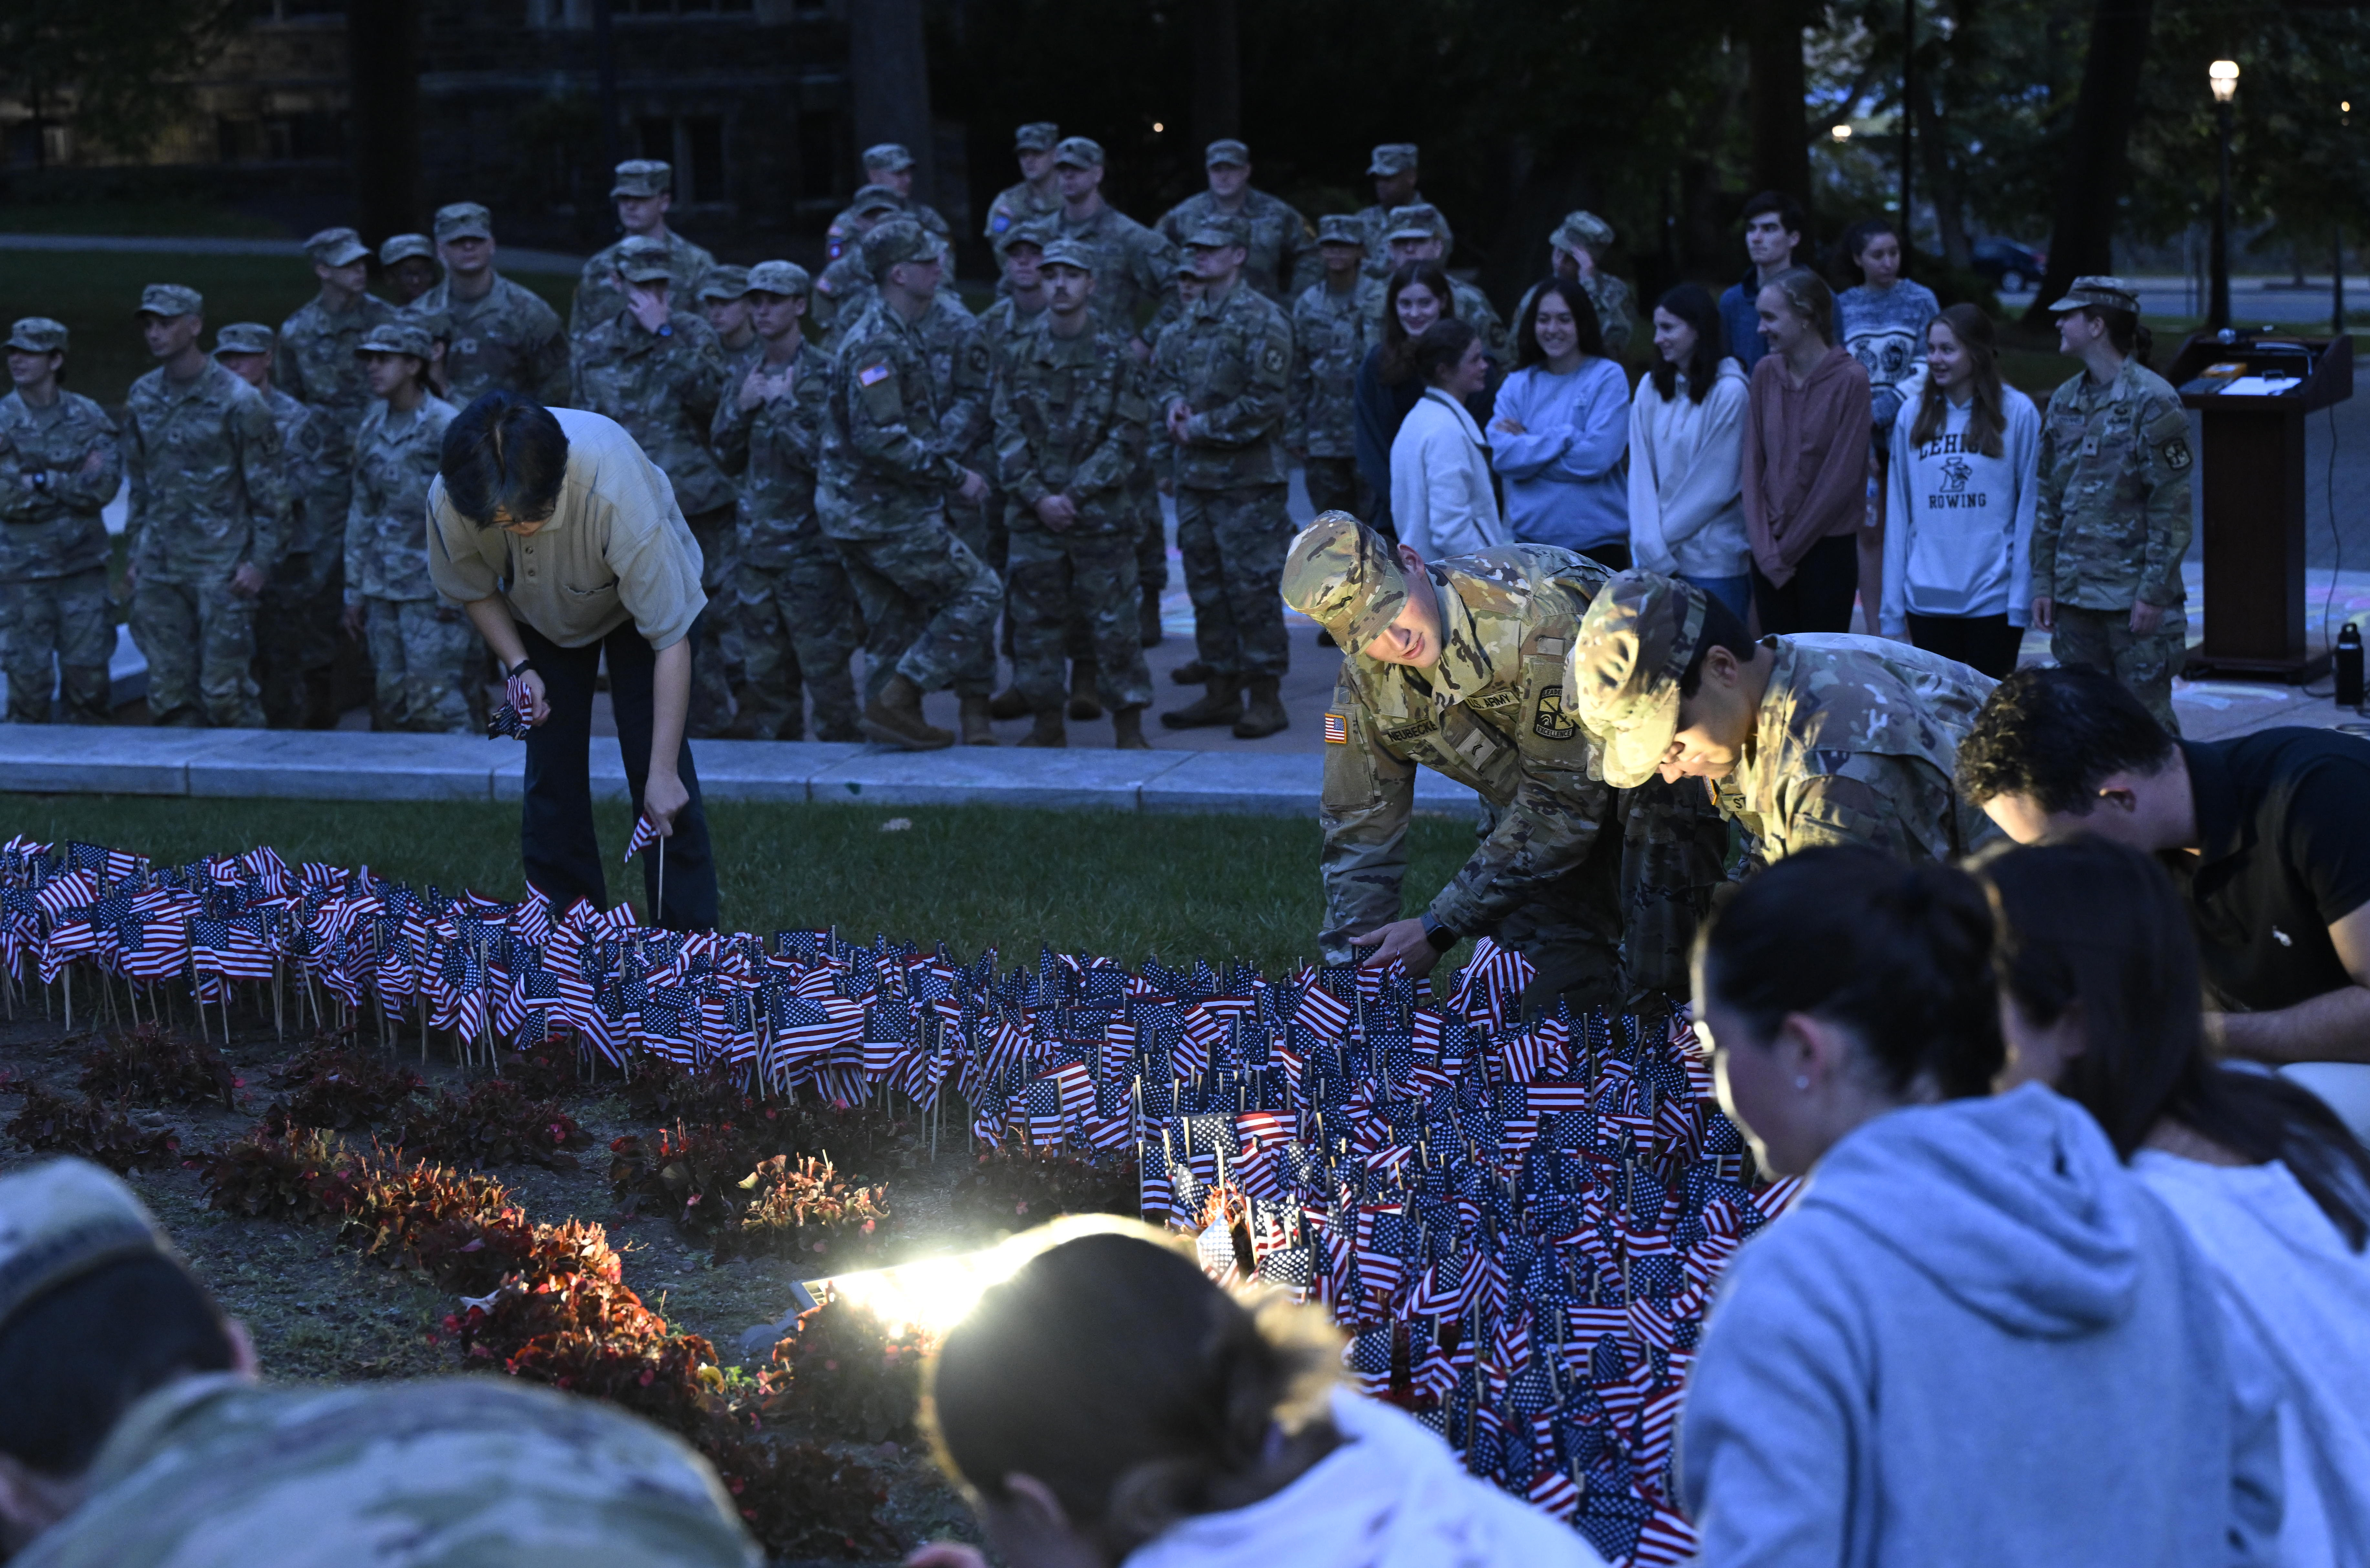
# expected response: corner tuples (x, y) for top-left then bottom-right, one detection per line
(1678, 1084), (2283, 1568)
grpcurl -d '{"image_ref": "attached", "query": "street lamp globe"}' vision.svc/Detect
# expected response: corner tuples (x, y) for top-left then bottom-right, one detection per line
(2209, 59), (2240, 103)
(1832, 124), (1852, 142)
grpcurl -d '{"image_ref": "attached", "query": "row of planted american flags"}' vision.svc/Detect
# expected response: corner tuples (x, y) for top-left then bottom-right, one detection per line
(0, 833), (1797, 1568)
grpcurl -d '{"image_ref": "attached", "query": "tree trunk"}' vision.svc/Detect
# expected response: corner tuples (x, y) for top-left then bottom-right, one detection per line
(1747, 0), (1814, 225)
(851, 0), (937, 207)
(1192, 0), (1241, 149)
(348, 0), (422, 244)
(2024, 0), (2155, 327)
(1919, 86), (1972, 268)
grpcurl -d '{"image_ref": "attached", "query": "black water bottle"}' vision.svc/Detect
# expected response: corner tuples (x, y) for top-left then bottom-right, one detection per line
(2338, 620), (2364, 709)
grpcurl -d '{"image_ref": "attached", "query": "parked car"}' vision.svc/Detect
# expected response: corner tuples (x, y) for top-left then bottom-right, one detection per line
(1972, 238), (2047, 294)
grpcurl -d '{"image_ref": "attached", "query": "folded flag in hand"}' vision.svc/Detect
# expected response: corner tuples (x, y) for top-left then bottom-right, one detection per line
(487, 703), (532, 741)
(623, 813), (662, 865)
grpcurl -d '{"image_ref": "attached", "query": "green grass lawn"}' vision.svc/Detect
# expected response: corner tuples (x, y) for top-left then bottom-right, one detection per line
(0, 251), (573, 407)
(0, 199), (289, 240)
(0, 796), (1481, 977)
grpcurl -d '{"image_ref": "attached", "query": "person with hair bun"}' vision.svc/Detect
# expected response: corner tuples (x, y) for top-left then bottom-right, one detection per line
(910, 1224), (1603, 1568)
(1680, 846), (2284, 1568)
(1389, 316), (1506, 561)
(1978, 836), (2370, 1566)
(1742, 265), (1871, 635)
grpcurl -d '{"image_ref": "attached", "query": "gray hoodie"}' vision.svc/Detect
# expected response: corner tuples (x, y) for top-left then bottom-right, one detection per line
(1678, 1084), (2283, 1568)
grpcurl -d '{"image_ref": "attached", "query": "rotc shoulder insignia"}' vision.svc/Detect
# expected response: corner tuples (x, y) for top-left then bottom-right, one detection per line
(1261, 345), (1287, 375)
(1532, 686), (1579, 741)
(1324, 711), (1349, 744)
(2162, 436), (2193, 471)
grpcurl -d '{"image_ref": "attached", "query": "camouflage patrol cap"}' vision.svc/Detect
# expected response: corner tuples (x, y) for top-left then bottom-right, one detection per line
(697, 264), (752, 302)
(0, 1158), (176, 1336)
(211, 321), (275, 358)
(1040, 237), (1097, 273)
(1183, 212), (1249, 249)
(862, 217), (943, 280)
(1315, 214), (1366, 247)
(1552, 210), (1615, 255)
(994, 219), (1053, 256)
(1281, 513), (1408, 648)
(434, 201), (494, 241)
(849, 183), (906, 217)
(1015, 121), (1061, 152)
(746, 259), (812, 298)
(6, 317), (68, 354)
(136, 283), (203, 318)
(1386, 203), (1450, 244)
(1368, 142), (1420, 177)
(611, 159), (673, 199)
(1175, 255), (1201, 280)
(304, 226), (371, 267)
(1054, 136), (1105, 169)
(862, 142), (916, 172)
(379, 232), (436, 266)
(399, 303), (453, 343)
(613, 235), (674, 283)
(1205, 138), (1250, 168)
(358, 321), (434, 359)
(1567, 570), (1711, 789)
(2047, 274), (2141, 315)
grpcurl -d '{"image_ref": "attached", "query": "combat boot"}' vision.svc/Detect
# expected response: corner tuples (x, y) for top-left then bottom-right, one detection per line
(1067, 658), (1103, 722)
(1016, 709), (1066, 748)
(860, 673), (954, 751)
(1234, 677), (1289, 739)
(1169, 660), (1212, 685)
(1140, 584), (1164, 646)
(1112, 705), (1151, 750)
(959, 694), (997, 745)
(987, 687), (1031, 720)
(1162, 675), (1243, 729)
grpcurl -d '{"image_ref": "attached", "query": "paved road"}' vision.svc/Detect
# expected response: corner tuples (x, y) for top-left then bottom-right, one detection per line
(2001, 273), (2361, 328)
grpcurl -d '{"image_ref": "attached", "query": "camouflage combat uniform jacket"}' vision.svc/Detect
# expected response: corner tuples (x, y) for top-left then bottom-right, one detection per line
(710, 338), (831, 569)
(261, 387), (336, 559)
(1156, 188), (1319, 303)
(1053, 203), (1180, 338)
(2030, 358), (2193, 611)
(345, 394), (460, 602)
(1151, 280), (1295, 491)
(991, 318), (1152, 533)
(1353, 195), (1424, 283)
(985, 179), (1062, 242)
(1714, 633), (1998, 866)
(275, 293), (397, 465)
(122, 361), (289, 583)
(0, 390), (121, 581)
(569, 229), (716, 338)
(1288, 277), (1382, 458)
(913, 292), (994, 476)
(811, 254), (877, 354)
(419, 272), (568, 404)
(1320, 545), (1616, 956)
(976, 293), (1050, 358)
(569, 309), (735, 517)
(816, 298), (966, 543)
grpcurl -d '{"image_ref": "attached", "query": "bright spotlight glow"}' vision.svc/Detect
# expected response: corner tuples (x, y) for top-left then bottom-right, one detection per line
(2209, 60), (2239, 103)
(1831, 124), (1853, 141)
(1153, 121), (1165, 133)
(798, 1214), (1167, 1341)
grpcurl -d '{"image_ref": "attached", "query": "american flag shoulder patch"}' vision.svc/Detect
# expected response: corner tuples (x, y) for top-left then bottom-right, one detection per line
(857, 360), (894, 387)
(1323, 711), (1349, 744)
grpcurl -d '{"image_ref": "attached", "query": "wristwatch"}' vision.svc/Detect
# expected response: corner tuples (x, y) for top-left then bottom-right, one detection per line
(1421, 913), (1459, 953)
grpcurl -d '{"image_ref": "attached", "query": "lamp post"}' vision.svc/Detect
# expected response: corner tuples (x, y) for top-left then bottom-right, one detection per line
(2209, 59), (2239, 332)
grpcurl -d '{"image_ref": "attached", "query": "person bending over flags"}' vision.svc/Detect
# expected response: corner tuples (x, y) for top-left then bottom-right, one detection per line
(428, 391), (717, 929)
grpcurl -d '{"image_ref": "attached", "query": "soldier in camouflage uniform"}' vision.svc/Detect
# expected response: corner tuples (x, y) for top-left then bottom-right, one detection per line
(339, 322), (468, 732)
(124, 287), (289, 727)
(984, 121), (1063, 243)
(1155, 140), (1318, 305)
(1289, 215), (1382, 523)
(818, 219), (1001, 750)
(1353, 143), (1424, 283)
(698, 265), (758, 368)
(0, 318), (121, 724)
(570, 161), (717, 342)
(911, 276), (998, 711)
(710, 260), (861, 742)
(379, 232), (439, 306)
(420, 202), (569, 405)
(1515, 210), (1635, 360)
(812, 186), (906, 351)
(1285, 515), (1727, 1010)
(213, 322), (339, 728)
(571, 235), (738, 735)
(1153, 213), (1297, 738)
(1569, 569), (1999, 867)
(2030, 276), (2192, 734)
(991, 238), (1156, 750)
(277, 228), (395, 565)
(824, 143), (953, 268)
(1378, 204), (1508, 358)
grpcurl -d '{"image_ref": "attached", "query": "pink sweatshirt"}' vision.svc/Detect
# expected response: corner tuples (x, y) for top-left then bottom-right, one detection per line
(1741, 345), (1873, 585)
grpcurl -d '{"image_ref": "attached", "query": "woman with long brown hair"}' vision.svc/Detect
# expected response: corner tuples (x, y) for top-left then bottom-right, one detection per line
(1879, 303), (2040, 678)
(1351, 262), (1457, 543)
(1741, 265), (1871, 634)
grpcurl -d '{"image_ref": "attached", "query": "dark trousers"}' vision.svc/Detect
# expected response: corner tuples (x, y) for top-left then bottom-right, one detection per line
(1752, 532), (1860, 635)
(519, 619), (718, 931)
(1907, 611), (2027, 680)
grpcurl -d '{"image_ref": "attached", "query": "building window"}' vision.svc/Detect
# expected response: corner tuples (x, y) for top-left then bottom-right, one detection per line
(217, 112), (344, 163)
(633, 115), (728, 204)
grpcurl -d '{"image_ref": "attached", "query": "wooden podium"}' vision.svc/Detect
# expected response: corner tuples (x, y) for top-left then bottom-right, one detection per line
(2169, 332), (2353, 682)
